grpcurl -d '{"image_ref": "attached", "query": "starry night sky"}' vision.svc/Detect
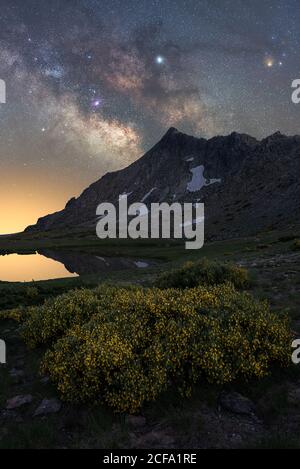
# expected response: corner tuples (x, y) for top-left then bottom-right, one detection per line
(0, 0), (300, 233)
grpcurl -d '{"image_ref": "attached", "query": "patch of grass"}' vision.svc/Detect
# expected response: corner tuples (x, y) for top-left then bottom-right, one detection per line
(0, 418), (59, 449)
(247, 435), (300, 449)
(73, 407), (130, 449)
(278, 235), (298, 243)
(0, 367), (11, 408)
(292, 239), (300, 251)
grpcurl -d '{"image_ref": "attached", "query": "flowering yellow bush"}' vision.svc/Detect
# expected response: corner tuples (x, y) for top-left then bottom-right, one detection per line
(155, 258), (249, 290)
(20, 285), (131, 347)
(0, 308), (24, 322)
(26, 283), (291, 413)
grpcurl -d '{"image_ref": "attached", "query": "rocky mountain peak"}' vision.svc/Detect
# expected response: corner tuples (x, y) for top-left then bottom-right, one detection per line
(25, 128), (300, 240)
(228, 131), (257, 146)
(261, 131), (286, 144)
(164, 126), (179, 136)
(157, 127), (192, 147)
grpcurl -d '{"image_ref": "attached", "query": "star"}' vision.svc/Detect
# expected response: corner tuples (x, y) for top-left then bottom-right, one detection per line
(155, 55), (165, 65)
(91, 98), (102, 108)
(265, 57), (274, 68)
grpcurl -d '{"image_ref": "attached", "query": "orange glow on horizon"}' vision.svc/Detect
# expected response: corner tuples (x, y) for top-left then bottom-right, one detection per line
(0, 166), (92, 235)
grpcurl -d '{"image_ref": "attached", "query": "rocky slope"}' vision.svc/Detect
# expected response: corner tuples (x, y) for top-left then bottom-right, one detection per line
(25, 128), (300, 240)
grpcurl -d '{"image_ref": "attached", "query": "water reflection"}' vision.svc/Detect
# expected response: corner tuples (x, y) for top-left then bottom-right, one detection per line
(39, 250), (150, 276)
(0, 250), (151, 282)
(0, 253), (78, 282)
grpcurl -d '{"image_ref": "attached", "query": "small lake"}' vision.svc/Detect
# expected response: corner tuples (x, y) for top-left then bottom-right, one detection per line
(0, 250), (152, 282)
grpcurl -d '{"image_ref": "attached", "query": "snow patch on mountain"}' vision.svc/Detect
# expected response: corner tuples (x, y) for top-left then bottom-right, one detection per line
(187, 165), (221, 192)
(141, 187), (157, 202)
(134, 261), (149, 268)
(119, 192), (133, 200)
(180, 216), (205, 227)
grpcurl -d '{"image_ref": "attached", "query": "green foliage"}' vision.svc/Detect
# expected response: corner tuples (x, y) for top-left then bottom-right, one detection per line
(0, 308), (24, 322)
(155, 259), (249, 290)
(25, 286), (39, 300)
(17, 283), (291, 413)
(292, 239), (300, 251)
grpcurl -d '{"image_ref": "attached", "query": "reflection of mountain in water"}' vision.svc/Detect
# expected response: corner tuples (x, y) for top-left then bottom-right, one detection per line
(38, 250), (151, 276)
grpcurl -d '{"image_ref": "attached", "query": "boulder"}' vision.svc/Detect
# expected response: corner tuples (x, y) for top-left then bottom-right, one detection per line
(219, 392), (256, 416)
(33, 398), (61, 417)
(6, 394), (33, 410)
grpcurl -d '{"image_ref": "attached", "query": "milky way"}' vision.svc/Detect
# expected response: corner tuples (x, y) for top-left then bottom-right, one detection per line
(0, 0), (300, 232)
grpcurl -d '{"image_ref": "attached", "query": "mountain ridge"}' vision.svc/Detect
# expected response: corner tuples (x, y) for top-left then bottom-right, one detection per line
(25, 128), (300, 240)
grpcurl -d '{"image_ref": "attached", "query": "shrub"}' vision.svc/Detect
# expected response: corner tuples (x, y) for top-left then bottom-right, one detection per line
(38, 283), (290, 413)
(0, 308), (24, 322)
(278, 235), (297, 243)
(292, 239), (300, 251)
(25, 286), (39, 300)
(155, 259), (249, 290)
(20, 284), (140, 348)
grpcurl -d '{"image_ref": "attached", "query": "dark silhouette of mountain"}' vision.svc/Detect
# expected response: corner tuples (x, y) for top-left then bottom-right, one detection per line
(26, 127), (300, 239)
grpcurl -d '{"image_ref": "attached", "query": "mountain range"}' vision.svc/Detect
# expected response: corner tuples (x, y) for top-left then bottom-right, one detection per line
(25, 127), (300, 240)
